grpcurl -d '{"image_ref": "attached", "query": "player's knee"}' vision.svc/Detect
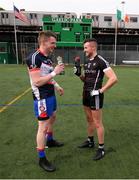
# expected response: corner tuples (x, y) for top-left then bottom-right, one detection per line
(88, 120), (95, 128)
(43, 127), (48, 134)
(86, 115), (92, 123)
(52, 114), (56, 121)
(38, 121), (47, 132)
(49, 112), (56, 123)
(94, 120), (101, 129)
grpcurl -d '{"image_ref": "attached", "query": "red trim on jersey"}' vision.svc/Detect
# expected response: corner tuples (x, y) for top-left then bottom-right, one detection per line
(29, 68), (40, 72)
(47, 81), (55, 85)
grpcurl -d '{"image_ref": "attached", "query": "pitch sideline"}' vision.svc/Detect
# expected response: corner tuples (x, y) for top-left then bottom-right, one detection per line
(0, 87), (31, 113)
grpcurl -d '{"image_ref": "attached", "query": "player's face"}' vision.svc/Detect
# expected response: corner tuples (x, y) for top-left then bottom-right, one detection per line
(84, 42), (97, 58)
(43, 36), (57, 54)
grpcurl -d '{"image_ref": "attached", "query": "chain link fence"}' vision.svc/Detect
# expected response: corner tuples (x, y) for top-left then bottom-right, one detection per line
(1, 42), (139, 65)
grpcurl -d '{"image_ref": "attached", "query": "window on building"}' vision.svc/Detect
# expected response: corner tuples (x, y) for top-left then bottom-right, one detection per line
(62, 23), (73, 28)
(47, 25), (53, 31)
(1, 13), (4, 18)
(56, 33), (61, 41)
(6, 13), (8, 18)
(30, 13), (37, 19)
(63, 23), (67, 27)
(1, 13), (8, 19)
(34, 14), (37, 19)
(0, 46), (6, 52)
(92, 15), (99, 21)
(82, 26), (89, 32)
(43, 14), (51, 18)
(58, 14), (64, 18)
(104, 16), (112, 22)
(83, 34), (90, 40)
(75, 34), (80, 42)
(130, 17), (138, 23)
(69, 23), (73, 28)
(62, 23), (66, 27)
(30, 13), (33, 19)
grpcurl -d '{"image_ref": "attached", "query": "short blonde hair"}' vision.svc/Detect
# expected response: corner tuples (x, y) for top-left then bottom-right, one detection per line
(38, 31), (57, 45)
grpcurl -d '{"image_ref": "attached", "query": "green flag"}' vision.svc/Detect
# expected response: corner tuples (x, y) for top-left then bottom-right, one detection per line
(117, 9), (122, 21)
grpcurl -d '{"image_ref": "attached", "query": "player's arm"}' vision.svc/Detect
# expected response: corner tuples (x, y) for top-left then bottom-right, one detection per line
(100, 68), (118, 93)
(29, 64), (64, 87)
(52, 79), (64, 96)
(79, 75), (85, 82)
(74, 56), (85, 82)
(74, 68), (85, 82)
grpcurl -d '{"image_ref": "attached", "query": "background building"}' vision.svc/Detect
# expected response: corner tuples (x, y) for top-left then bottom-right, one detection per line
(0, 10), (139, 64)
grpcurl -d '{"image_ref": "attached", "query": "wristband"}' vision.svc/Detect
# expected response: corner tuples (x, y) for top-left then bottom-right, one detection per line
(50, 71), (56, 77)
(54, 83), (61, 89)
(90, 90), (99, 96)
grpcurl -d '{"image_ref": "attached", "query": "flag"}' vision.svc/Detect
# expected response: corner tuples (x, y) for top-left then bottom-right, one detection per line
(13, 5), (30, 24)
(117, 9), (122, 21)
(124, 15), (129, 23)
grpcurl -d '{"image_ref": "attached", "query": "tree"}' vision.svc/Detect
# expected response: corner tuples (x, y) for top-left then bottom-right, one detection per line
(0, 7), (5, 11)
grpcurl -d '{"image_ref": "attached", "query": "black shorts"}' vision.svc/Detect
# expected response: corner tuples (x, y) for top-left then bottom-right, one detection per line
(83, 91), (104, 110)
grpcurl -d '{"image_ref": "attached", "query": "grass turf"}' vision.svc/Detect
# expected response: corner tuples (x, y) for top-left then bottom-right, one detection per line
(0, 65), (139, 179)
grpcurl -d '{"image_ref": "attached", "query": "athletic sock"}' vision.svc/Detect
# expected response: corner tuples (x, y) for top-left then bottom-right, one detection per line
(98, 143), (104, 150)
(47, 132), (53, 142)
(88, 136), (94, 143)
(37, 148), (46, 158)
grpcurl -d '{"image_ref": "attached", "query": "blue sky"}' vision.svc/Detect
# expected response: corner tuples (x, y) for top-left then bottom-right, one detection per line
(1, 0), (139, 16)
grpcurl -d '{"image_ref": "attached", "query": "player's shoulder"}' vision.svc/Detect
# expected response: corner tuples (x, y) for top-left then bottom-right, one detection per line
(96, 55), (109, 66)
(26, 50), (40, 63)
(26, 50), (41, 68)
(96, 54), (107, 62)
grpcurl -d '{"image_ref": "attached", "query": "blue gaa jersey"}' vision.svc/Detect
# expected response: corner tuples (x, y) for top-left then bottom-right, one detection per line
(26, 49), (55, 100)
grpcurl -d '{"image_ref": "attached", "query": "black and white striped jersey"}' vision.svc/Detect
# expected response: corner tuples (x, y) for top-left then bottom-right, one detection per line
(83, 55), (110, 92)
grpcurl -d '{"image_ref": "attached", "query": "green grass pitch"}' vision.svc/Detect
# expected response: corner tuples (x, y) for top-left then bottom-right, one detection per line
(0, 65), (139, 179)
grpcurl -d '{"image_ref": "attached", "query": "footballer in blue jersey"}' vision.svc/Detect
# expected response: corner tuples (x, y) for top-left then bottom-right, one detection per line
(26, 31), (64, 172)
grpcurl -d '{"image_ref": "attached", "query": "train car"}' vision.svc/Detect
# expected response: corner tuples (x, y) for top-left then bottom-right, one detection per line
(0, 10), (77, 26)
(1, 10), (139, 29)
(81, 12), (139, 29)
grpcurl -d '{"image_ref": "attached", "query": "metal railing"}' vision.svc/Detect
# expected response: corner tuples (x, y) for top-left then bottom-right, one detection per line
(1, 42), (139, 65)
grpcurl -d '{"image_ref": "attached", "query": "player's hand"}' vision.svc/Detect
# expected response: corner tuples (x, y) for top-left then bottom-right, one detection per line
(74, 66), (81, 77)
(99, 89), (104, 94)
(54, 64), (64, 75)
(90, 89), (103, 96)
(90, 90), (100, 96)
(56, 87), (64, 96)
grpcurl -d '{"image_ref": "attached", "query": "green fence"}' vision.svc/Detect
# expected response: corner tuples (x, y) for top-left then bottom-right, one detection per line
(0, 42), (17, 64)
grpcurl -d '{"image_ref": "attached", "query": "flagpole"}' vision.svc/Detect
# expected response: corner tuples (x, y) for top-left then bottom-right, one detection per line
(114, 18), (117, 66)
(13, 3), (19, 64)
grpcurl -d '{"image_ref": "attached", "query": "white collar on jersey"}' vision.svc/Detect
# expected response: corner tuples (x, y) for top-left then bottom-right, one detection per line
(89, 54), (97, 61)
